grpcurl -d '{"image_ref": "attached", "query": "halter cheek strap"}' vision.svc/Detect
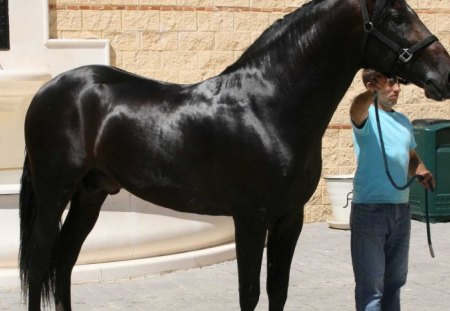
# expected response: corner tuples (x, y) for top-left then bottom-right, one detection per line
(360, 0), (438, 64)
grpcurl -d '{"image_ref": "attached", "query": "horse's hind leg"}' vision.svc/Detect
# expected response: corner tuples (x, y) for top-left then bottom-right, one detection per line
(266, 208), (303, 311)
(21, 151), (88, 310)
(233, 214), (268, 311)
(55, 189), (107, 311)
(25, 183), (76, 311)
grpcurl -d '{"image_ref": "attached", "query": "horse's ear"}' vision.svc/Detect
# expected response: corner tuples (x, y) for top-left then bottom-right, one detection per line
(386, 0), (404, 7)
(387, 0), (401, 6)
(371, 0), (399, 13)
(370, 0), (398, 7)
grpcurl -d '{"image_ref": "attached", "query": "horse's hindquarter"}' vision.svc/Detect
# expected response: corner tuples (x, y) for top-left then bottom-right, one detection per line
(93, 74), (318, 217)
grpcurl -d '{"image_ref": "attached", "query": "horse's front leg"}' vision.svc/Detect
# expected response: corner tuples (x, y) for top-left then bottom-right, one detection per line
(266, 207), (303, 311)
(233, 213), (268, 311)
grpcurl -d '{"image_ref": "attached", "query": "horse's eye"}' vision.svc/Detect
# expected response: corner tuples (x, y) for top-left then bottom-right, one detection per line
(391, 12), (403, 24)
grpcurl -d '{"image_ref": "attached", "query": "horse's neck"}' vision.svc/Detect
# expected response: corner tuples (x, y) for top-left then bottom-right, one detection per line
(228, 0), (364, 143)
(277, 0), (363, 95)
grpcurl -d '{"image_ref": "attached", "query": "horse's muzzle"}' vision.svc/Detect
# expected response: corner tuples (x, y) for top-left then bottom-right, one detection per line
(424, 73), (450, 101)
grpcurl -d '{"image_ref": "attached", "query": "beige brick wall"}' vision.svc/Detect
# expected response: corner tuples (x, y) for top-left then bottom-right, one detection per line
(49, 0), (450, 223)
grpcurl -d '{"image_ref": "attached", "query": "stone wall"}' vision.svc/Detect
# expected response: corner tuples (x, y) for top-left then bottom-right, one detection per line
(49, 0), (450, 222)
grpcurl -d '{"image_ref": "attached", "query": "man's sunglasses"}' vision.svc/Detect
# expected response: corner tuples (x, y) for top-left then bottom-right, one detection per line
(382, 74), (411, 85)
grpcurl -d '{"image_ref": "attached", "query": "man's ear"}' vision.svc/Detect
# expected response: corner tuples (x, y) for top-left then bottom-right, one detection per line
(366, 81), (379, 93)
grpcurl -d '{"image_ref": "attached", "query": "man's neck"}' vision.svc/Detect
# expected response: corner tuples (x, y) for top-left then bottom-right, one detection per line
(378, 101), (395, 112)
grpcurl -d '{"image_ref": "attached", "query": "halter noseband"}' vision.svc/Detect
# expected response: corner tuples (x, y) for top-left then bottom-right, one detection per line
(360, 0), (438, 65)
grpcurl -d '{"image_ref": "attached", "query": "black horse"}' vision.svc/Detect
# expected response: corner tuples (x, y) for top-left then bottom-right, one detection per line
(19, 0), (450, 310)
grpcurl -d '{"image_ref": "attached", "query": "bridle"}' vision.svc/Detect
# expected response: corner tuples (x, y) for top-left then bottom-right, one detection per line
(360, 0), (438, 65)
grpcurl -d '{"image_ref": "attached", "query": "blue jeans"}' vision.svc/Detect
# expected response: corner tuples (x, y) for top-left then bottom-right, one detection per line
(350, 203), (411, 311)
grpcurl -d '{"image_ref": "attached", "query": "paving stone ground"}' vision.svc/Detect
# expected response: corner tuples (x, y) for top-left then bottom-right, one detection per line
(1, 221), (449, 310)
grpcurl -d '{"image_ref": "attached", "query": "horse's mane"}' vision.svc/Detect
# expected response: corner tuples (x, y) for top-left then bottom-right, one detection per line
(221, 0), (334, 74)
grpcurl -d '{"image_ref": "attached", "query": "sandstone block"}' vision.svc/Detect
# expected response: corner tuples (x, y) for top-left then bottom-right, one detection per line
(160, 11), (197, 32)
(104, 31), (140, 51)
(55, 10), (82, 31)
(234, 12), (270, 32)
(198, 12), (233, 32)
(215, 32), (251, 51)
(418, 0), (450, 9)
(198, 51), (235, 71)
(304, 204), (328, 223)
(179, 32), (215, 51)
(418, 13), (436, 32)
(286, 0), (309, 8)
(122, 51), (162, 72)
(123, 10), (160, 31)
(142, 31), (179, 51)
(436, 15), (450, 33)
(338, 130), (354, 149)
(269, 12), (287, 24)
(82, 10), (121, 31)
(251, 0), (286, 8)
(179, 70), (215, 83)
(161, 51), (198, 70)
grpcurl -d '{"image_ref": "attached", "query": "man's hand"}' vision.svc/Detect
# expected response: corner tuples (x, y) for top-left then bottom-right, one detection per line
(409, 150), (435, 190)
(417, 169), (435, 191)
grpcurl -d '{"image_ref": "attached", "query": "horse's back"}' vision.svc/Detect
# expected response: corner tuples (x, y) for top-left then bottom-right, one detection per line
(25, 64), (186, 148)
(29, 65), (184, 107)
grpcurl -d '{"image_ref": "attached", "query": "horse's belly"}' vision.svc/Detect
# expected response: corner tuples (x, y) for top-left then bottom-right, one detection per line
(124, 185), (233, 216)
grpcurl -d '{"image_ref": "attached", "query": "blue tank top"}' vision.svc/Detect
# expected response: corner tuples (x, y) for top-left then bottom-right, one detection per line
(352, 105), (417, 204)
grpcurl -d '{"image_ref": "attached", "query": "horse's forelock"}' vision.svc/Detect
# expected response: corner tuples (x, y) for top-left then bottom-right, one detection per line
(372, 0), (390, 21)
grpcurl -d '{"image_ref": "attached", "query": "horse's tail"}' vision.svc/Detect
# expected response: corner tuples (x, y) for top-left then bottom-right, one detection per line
(19, 153), (57, 304)
(19, 153), (36, 299)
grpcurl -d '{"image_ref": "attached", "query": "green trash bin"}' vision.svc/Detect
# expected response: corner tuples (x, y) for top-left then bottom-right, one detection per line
(409, 119), (450, 222)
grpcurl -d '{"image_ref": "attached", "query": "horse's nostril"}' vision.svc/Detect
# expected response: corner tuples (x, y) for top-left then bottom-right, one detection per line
(447, 72), (450, 85)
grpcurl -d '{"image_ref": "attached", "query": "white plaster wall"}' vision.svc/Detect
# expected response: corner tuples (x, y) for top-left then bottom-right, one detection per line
(0, 0), (109, 170)
(0, 0), (109, 75)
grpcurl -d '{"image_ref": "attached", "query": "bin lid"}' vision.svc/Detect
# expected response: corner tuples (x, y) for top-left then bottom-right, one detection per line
(412, 119), (450, 132)
(323, 174), (354, 180)
(412, 119), (450, 127)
